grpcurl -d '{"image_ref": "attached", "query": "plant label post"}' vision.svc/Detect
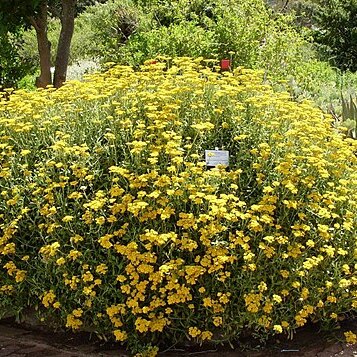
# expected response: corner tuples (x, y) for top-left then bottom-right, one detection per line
(205, 149), (229, 168)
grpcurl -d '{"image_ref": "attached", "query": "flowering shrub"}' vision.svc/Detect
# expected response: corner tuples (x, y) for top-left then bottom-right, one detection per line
(0, 58), (356, 354)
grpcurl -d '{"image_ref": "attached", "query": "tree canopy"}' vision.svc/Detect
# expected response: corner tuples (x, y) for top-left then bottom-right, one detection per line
(0, 0), (107, 88)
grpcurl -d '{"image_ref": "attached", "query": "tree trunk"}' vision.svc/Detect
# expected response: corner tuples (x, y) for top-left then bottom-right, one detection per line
(53, 0), (76, 88)
(29, 1), (52, 88)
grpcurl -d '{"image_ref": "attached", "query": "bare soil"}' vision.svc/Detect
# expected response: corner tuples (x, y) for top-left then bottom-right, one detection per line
(0, 317), (356, 357)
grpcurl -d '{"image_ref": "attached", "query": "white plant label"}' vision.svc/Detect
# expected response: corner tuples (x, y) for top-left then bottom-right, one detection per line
(205, 149), (229, 167)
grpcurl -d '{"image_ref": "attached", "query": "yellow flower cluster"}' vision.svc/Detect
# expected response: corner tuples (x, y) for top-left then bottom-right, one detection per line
(345, 331), (357, 344)
(0, 57), (356, 354)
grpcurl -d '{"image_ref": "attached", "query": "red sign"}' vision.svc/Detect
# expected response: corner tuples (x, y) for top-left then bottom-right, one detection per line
(220, 59), (231, 71)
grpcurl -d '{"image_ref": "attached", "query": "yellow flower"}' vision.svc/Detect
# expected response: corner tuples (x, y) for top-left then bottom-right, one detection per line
(188, 326), (201, 338)
(280, 270), (289, 278)
(2, 243), (16, 255)
(200, 331), (213, 341)
(66, 313), (83, 330)
(82, 271), (94, 282)
(42, 290), (56, 308)
(116, 275), (126, 283)
(68, 250), (82, 261)
(113, 329), (127, 342)
(213, 316), (223, 326)
(72, 308), (83, 317)
(96, 264), (108, 275)
(56, 257), (66, 266)
(39, 242), (60, 258)
(20, 149), (31, 156)
(344, 331), (357, 344)
(258, 281), (267, 292)
(98, 234), (113, 249)
(273, 325), (283, 333)
(292, 281), (301, 288)
(273, 294), (282, 304)
(191, 122), (215, 131)
(135, 317), (150, 333)
(15, 270), (26, 282)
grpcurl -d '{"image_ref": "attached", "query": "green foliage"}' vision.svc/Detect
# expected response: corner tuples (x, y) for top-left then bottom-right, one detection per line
(341, 95), (357, 138)
(17, 72), (39, 91)
(0, 0), (41, 32)
(90, 0), (314, 80)
(330, 94), (357, 139)
(118, 22), (216, 66)
(80, 0), (151, 61)
(132, 0), (218, 27)
(312, 0), (357, 71)
(20, 17), (94, 67)
(212, 3), (312, 78)
(70, 15), (96, 61)
(0, 0), (108, 30)
(75, 0), (109, 14)
(0, 31), (36, 88)
(288, 59), (357, 110)
(213, 1), (270, 66)
(291, 60), (343, 105)
(17, 19), (64, 70)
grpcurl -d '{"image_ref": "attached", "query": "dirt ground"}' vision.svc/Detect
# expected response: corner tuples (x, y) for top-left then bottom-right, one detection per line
(0, 317), (356, 357)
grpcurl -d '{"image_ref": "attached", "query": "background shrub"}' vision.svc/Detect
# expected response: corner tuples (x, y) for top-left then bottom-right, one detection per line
(117, 22), (216, 66)
(82, 0), (152, 61)
(0, 31), (36, 88)
(290, 60), (357, 107)
(131, 0), (218, 27)
(100, 0), (315, 83)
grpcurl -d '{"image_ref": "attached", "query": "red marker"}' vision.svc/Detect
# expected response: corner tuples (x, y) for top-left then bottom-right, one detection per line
(220, 59), (231, 71)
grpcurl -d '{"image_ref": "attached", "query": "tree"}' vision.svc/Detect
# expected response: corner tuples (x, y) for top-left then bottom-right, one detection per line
(53, 0), (76, 88)
(269, 0), (357, 71)
(313, 0), (357, 72)
(0, 0), (76, 88)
